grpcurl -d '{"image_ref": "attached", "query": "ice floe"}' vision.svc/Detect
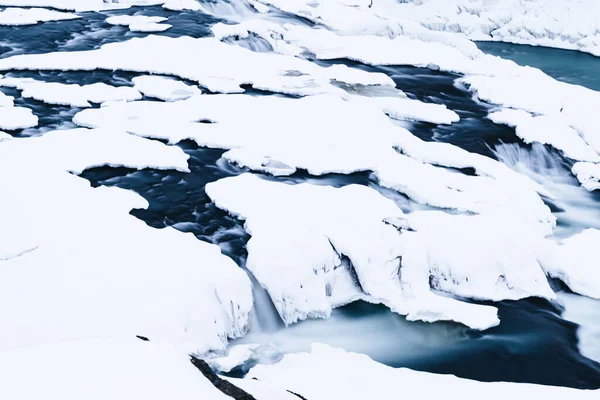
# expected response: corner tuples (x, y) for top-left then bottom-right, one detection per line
(240, 344), (600, 399)
(0, 76), (142, 107)
(0, 7), (79, 26)
(106, 15), (172, 32)
(0, 338), (231, 400)
(0, 127), (253, 354)
(132, 75), (202, 101)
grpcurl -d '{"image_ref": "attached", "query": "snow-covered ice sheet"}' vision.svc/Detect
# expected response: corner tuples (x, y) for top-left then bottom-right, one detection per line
(0, 128), (253, 354)
(242, 344), (599, 399)
(106, 15), (172, 32)
(206, 173), (557, 330)
(0, 7), (79, 26)
(72, 94), (553, 232)
(0, 104), (38, 130)
(132, 75), (202, 101)
(539, 229), (600, 299)
(0, 35), (394, 96)
(0, 76), (142, 107)
(0, 338), (231, 400)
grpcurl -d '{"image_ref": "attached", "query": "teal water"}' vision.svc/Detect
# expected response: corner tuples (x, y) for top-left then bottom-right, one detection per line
(477, 41), (600, 92)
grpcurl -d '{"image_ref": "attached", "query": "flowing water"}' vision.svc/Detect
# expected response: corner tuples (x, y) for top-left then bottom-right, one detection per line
(3, 5), (600, 389)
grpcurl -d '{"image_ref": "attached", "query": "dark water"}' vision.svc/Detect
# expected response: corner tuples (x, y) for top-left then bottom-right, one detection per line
(4, 6), (600, 389)
(477, 41), (600, 92)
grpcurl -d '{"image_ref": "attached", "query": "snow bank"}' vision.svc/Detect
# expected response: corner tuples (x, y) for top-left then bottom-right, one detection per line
(0, 35), (394, 96)
(0, 338), (231, 400)
(539, 229), (600, 299)
(0, 76), (142, 107)
(207, 173), (557, 330)
(132, 75), (202, 101)
(106, 15), (172, 32)
(0, 128), (253, 354)
(72, 94), (553, 232)
(0, 7), (79, 26)
(243, 344), (599, 399)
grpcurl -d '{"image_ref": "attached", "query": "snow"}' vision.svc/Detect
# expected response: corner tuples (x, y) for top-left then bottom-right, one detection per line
(0, 35), (394, 96)
(0, 338), (231, 400)
(132, 75), (202, 101)
(572, 162), (600, 191)
(538, 229), (600, 299)
(1, 127), (191, 173)
(256, 0), (600, 56)
(210, 344), (259, 373)
(243, 344), (599, 399)
(72, 94), (553, 233)
(489, 109), (600, 163)
(0, 7), (79, 26)
(0, 77), (142, 107)
(211, 15), (600, 191)
(0, 127), (253, 354)
(0, 131), (10, 140)
(0, 104), (38, 130)
(106, 15), (172, 32)
(0, 0), (129, 12)
(0, 0), (168, 12)
(560, 292), (600, 364)
(207, 173), (557, 330)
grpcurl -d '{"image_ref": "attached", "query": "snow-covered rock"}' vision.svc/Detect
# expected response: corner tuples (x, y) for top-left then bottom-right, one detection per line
(106, 15), (172, 32)
(0, 7), (79, 26)
(0, 77), (142, 107)
(539, 229), (600, 299)
(489, 109), (600, 163)
(0, 338), (231, 400)
(0, 128), (253, 354)
(572, 162), (600, 191)
(0, 104), (38, 130)
(72, 94), (553, 232)
(132, 75), (202, 101)
(242, 344), (599, 399)
(207, 173), (556, 330)
(210, 344), (260, 373)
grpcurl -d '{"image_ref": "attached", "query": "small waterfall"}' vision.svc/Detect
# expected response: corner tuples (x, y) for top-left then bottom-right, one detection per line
(494, 142), (600, 237)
